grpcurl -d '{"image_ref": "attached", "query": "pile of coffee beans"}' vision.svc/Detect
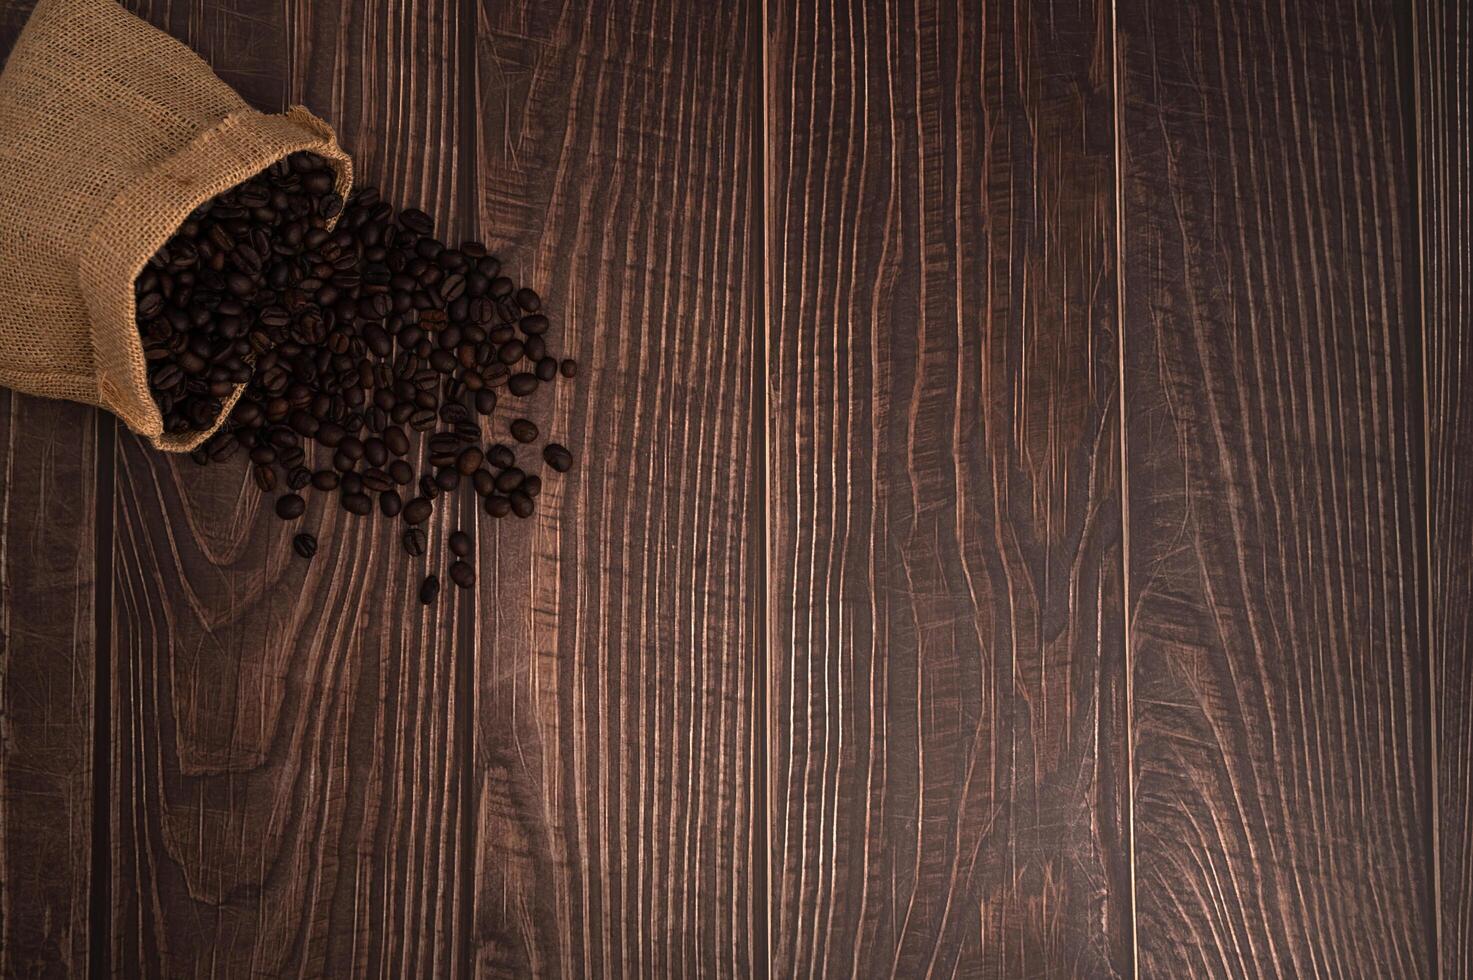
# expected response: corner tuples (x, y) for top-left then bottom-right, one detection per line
(135, 151), (576, 603)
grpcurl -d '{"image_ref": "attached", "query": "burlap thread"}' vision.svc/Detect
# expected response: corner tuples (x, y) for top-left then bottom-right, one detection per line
(0, 0), (353, 451)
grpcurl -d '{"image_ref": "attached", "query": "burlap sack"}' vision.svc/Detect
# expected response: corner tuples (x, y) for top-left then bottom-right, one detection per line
(0, 0), (353, 451)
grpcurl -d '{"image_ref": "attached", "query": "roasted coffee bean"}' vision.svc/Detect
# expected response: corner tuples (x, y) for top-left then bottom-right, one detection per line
(457, 446), (484, 475)
(536, 357), (558, 382)
(560, 358), (578, 378)
(487, 444), (516, 470)
(484, 494), (512, 518)
(449, 561), (475, 589)
(287, 466), (312, 490)
(275, 493), (306, 519)
(253, 464), (277, 492)
(494, 467), (524, 494)
(383, 426), (409, 457)
(380, 490), (403, 517)
(362, 468), (394, 493)
(515, 287), (540, 312)
(341, 473), (364, 495)
(434, 467), (461, 492)
(250, 444), (278, 465)
(449, 530), (472, 557)
(544, 443), (574, 472)
(338, 436), (365, 461)
(509, 418), (538, 443)
(292, 533), (317, 559)
(418, 574), (440, 604)
(472, 469), (495, 496)
(508, 373), (538, 397)
(403, 497), (433, 525)
(400, 208), (434, 235)
(402, 527), (427, 557)
(520, 313), (548, 335)
(332, 449), (357, 473)
(509, 490), (535, 518)
(522, 474), (543, 498)
(364, 437), (388, 466)
(316, 422), (346, 447)
(388, 459), (414, 485)
(474, 389), (497, 415)
(409, 408), (436, 431)
(311, 469), (340, 491)
(342, 492), (373, 516)
(419, 474), (441, 500)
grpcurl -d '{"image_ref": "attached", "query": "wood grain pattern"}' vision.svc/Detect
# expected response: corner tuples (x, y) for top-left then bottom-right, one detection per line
(0, 9), (100, 978)
(0, 393), (100, 980)
(109, 1), (474, 975)
(467, 0), (764, 975)
(1419, 0), (1473, 973)
(1119, 0), (1433, 975)
(767, 0), (1130, 975)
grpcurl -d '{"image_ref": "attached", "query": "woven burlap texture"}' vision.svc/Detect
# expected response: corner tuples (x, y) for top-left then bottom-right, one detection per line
(0, 0), (353, 451)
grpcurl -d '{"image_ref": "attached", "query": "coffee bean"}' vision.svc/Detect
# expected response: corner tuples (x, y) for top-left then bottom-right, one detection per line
(472, 469), (495, 496)
(434, 467), (461, 492)
(403, 527), (427, 556)
(276, 493), (306, 519)
(457, 447), (484, 474)
(522, 474), (543, 498)
(490, 276), (515, 298)
(403, 497), (433, 525)
(342, 492), (372, 515)
(362, 468), (394, 493)
(419, 474), (441, 499)
(419, 574), (440, 604)
(409, 408), (436, 431)
(384, 426), (409, 456)
(474, 390), (497, 415)
(449, 530), (472, 557)
(509, 419), (538, 443)
(509, 491), (534, 518)
(449, 561), (475, 589)
(494, 467), (524, 494)
(388, 460), (414, 485)
(498, 340), (525, 364)
(341, 473), (364, 495)
(292, 533), (317, 559)
(508, 373), (538, 397)
(332, 449), (357, 473)
(400, 208), (435, 236)
(487, 444), (516, 470)
(536, 357), (558, 382)
(364, 437), (388, 466)
(544, 443), (574, 472)
(520, 313), (548, 335)
(287, 466), (312, 490)
(484, 494), (511, 518)
(317, 422), (346, 447)
(312, 469), (340, 491)
(515, 287), (540, 312)
(250, 444), (278, 465)
(253, 464), (277, 492)
(380, 489), (403, 517)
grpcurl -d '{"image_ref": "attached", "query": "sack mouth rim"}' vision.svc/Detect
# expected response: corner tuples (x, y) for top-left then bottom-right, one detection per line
(78, 105), (353, 452)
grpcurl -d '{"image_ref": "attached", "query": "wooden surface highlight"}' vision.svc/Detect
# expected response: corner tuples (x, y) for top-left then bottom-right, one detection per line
(1419, 0), (1473, 974)
(467, 0), (763, 975)
(767, 0), (1130, 975)
(1119, 0), (1433, 976)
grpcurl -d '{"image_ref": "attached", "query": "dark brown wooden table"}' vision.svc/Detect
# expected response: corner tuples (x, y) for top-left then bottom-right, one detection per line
(0, 0), (1466, 976)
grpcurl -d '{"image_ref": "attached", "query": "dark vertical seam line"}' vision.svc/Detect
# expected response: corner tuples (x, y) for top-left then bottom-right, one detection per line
(1408, 2), (1441, 975)
(1110, 0), (1138, 976)
(455, 0), (480, 973)
(89, 414), (116, 980)
(757, 0), (773, 976)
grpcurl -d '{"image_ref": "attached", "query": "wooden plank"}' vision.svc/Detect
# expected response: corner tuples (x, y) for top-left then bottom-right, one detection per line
(0, 397), (101, 978)
(767, 0), (1129, 975)
(1119, 0), (1433, 975)
(109, 1), (475, 975)
(467, 0), (764, 975)
(0, 7), (101, 978)
(1419, 0), (1473, 972)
